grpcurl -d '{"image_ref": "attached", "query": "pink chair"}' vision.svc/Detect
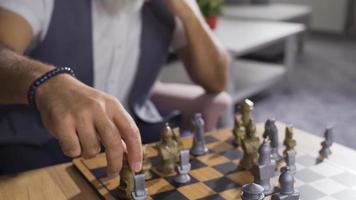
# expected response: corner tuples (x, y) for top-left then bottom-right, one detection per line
(151, 82), (232, 132)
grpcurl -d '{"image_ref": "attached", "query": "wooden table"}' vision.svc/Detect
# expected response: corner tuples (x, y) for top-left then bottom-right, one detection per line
(1, 122), (356, 200)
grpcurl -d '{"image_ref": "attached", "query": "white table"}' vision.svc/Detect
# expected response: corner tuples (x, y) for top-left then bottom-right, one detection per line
(223, 3), (311, 22)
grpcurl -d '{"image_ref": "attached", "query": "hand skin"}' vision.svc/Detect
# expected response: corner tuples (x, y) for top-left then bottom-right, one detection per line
(0, 8), (142, 177)
(163, 0), (231, 93)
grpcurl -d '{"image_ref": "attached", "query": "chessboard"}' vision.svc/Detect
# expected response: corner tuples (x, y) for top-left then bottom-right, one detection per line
(73, 129), (356, 200)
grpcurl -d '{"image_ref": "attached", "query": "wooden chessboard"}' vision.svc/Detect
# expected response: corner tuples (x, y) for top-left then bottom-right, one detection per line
(73, 129), (356, 200)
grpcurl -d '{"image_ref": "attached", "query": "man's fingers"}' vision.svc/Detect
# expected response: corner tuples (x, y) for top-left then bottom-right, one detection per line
(76, 119), (101, 159)
(111, 102), (142, 172)
(55, 125), (81, 158)
(95, 114), (124, 177)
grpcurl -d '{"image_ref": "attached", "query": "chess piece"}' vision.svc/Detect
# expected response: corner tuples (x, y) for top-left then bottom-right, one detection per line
(157, 124), (179, 174)
(239, 99), (254, 128)
(132, 174), (148, 200)
(173, 127), (184, 151)
(142, 145), (153, 180)
(318, 127), (333, 161)
(272, 168), (300, 200)
(240, 183), (265, 200)
(191, 113), (208, 156)
(252, 141), (276, 195)
(239, 119), (260, 170)
(263, 119), (283, 162)
(174, 150), (191, 184)
(233, 115), (245, 147)
(284, 150), (296, 175)
(117, 154), (134, 200)
(283, 125), (296, 156)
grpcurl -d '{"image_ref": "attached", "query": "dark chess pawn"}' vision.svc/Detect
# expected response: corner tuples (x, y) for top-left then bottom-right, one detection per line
(132, 173), (148, 200)
(318, 127), (334, 161)
(174, 150), (191, 184)
(240, 183), (265, 200)
(272, 167), (300, 200)
(191, 113), (208, 156)
(117, 154), (135, 200)
(284, 150), (296, 175)
(239, 119), (260, 170)
(252, 141), (276, 195)
(233, 115), (245, 147)
(283, 125), (297, 156)
(263, 119), (283, 162)
(142, 145), (153, 180)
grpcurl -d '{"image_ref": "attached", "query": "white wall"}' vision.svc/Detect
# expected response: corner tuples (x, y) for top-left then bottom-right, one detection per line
(273, 0), (349, 33)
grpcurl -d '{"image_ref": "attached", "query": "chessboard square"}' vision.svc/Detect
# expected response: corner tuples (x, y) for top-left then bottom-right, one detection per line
(332, 189), (356, 200)
(151, 189), (189, 200)
(309, 178), (347, 195)
(190, 167), (223, 182)
(227, 171), (254, 186)
(146, 145), (158, 158)
(331, 172), (356, 187)
(222, 149), (243, 160)
(182, 136), (193, 149)
(198, 194), (225, 200)
(205, 135), (219, 144)
(197, 154), (230, 166)
(213, 162), (238, 175)
(297, 154), (317, 167)
(92, 167), (107, 179)
(190, 159), (208, 170)
(211, 131), (232, 142)
(204, 177), (239, 193)
(295, 169), (324, 183)
(295, 162), (306, 171)
(178, 182), (216, 199)
(219, 188), (241, 200)
(146, 178), (175, 196)
(309, 162), (344, 177)
(297, 185), (326, 200)
(207, 142), (235, 153)
(149, 156), (160, 166)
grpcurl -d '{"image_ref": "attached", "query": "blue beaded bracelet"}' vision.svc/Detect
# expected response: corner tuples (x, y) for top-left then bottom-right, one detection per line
(27, 67), (76, 109)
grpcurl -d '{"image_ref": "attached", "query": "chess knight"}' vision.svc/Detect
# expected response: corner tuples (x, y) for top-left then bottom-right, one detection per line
(157, 123), (179, 174)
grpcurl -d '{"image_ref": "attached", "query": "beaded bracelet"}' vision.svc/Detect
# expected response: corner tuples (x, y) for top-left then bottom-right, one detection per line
(27, 67), (76, 109)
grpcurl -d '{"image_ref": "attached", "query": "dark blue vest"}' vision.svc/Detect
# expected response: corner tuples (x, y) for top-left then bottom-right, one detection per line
(0, 0), (179, 145)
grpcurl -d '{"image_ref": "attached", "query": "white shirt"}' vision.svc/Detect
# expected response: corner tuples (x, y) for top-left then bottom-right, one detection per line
(0, 0), (187, 109)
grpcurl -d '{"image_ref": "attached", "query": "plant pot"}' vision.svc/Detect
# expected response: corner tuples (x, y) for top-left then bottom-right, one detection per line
(205, 16), (218, 30)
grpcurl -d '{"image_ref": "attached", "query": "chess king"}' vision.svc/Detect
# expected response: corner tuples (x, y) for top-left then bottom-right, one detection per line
(157, 124), (179, 174)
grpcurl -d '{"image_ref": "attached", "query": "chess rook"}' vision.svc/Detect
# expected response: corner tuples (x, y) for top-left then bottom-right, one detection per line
(284, 150), (296, 175)
(132, 174), (148, 200)
(191, 113), (208, 156)
(241, 183), (265, 200)
(252, 141), (276, 195)
(174, 150), (191, 184)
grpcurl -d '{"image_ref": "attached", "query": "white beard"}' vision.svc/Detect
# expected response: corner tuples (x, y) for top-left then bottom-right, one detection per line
(101, 0), (145, 14)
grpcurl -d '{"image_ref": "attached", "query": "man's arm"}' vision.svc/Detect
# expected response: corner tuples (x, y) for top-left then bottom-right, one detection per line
(164, 0), (230, 93)
(0, 8), (142, 176)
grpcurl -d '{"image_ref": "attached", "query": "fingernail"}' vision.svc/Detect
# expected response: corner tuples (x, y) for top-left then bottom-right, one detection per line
(132, 162), (142, 172)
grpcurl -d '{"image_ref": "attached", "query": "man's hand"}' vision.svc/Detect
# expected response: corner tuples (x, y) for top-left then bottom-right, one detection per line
(36, 74), (143, 177)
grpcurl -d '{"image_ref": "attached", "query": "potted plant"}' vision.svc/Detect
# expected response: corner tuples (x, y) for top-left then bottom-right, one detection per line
(197, 0), (224, 30)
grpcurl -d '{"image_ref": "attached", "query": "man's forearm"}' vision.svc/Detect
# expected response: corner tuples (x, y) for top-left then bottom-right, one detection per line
(177, 4), (230, 93)
(0, 43), (53, 104)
